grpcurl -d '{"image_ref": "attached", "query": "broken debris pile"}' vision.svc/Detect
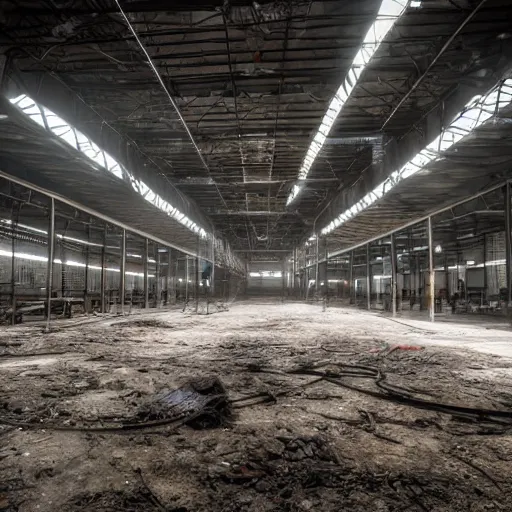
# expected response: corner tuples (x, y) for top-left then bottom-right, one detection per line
(182, 300), (229, 315)
(141, 377), (232, 429)
(117, 319), (175, 329)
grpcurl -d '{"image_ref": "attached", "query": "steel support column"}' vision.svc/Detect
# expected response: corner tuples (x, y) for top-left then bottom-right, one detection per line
(185, 257), (189, 303)
(505, 183), (512, 306)
(45, 198), (55, 332)
(84, 224), (90, 313)
(428, 217), (435, 322)
(195, 253), (200, 314)
(390, 234), (397, 317)
(324, 238), (329, 303)
(100, 227), (106, 314)
(293, 248), (297, 295)
(315, 236), (320, 294)
(349, 250), (354, 304)
(211, 235), (215, 297)
(144, 238), (149, 309)
(11, 200), (19, 325)
(282, 258), (286, 301)
(366, 243), (371, 311)
(167, 249), (172, 305)
(155, 247), (161, 308)
(120, 229), (126, 315)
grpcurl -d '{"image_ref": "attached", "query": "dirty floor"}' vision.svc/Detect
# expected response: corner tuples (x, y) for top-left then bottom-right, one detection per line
(1, 302), (512, 512)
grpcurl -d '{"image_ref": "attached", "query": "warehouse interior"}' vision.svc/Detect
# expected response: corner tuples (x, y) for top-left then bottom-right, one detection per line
(1, 0), (512, 510)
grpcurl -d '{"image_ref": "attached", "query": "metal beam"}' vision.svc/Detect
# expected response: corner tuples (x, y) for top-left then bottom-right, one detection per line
(167, 248), (173, 305)
(120, 229), (126, 315)
(185, 256), (189, 303)
(315, 236), (320, 293)
(428, 216), (435, 322)
(45, 198), (55, 332)
(144, 238), (149, 309)
(84, 224), (90, 313)
(100, 227), (106, 314)
(234, 249), (289, 253)
(155, 246), (161, 308)
(390, 234), (397, 317)
(349, 250), (354, 305)
(209, 211), (294, 216)
(366, 243), (371, 311)
(505, 183), (512, 306)
(114, 0), (229, 211)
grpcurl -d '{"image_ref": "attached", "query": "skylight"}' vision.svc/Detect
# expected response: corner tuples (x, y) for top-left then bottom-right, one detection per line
(321, 79), (512, 236)
(9, 94), (207, 239)
(286, 0), (409, 206)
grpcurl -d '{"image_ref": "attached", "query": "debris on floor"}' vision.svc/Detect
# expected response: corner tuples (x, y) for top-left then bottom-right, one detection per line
(1, 304), (512, 511)
(141, 377), (232, 429)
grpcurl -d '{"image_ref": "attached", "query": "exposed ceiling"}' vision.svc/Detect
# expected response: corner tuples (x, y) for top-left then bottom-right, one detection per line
(1, 0), (512, 260)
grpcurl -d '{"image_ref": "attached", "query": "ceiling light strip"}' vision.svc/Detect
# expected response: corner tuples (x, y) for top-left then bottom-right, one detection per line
(286, 0), (409, 206)
(321, 79), (512, 236)
(9, 94), (207, 238)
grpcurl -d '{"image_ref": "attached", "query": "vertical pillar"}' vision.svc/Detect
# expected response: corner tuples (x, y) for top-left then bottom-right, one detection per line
(167, 249), (172, 305)
(390, 234), (397, 317)
(483, 234), (487, 297)
(120, 229), (126, 315)
(444, 254), (449, 298)
(84, 224), (90, 313)
(349, 250), (354, 304)
(195, 254), (200, 313)
(211, 236), (216, 297)
(324, 238), (329, 303)
(505, 182), (512, 306)
(315, 236), (320, 293)
(175, 258), (179, 303)
(45, 198), (55, 332)
(281, 258), (286, 300)
(143, 238), (149, 308)
(366, 243), (371, 310)
(11, 202), (18, 325)
(155, 247), (161, 308)
(428, 217), (435, 322)
(293, 248), (297, 296)
(185, 257), (189, 302)
(100, 227), (106, 314)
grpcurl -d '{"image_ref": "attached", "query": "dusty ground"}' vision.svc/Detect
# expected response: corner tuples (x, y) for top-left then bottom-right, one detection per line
(1, 302), (512, 512)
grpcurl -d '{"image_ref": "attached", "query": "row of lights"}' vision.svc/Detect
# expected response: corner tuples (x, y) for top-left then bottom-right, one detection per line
(287, 0), (410, 206)
(321, 79), (512, 236)
(10, 95), (207, 239)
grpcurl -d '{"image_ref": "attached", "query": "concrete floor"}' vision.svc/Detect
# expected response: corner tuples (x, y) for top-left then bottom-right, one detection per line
(1, 302), (512, 511)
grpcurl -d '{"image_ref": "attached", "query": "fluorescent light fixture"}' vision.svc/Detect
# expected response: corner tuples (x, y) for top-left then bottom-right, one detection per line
(466, 260), (475, 266)
(249, 271), (283, 278)
(457, 232), (475, 240)
(0, 249), (154, 277)
(287, 0), (409, 206)
(321, 79), (512, 236)
(9, 94), (207, 239)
